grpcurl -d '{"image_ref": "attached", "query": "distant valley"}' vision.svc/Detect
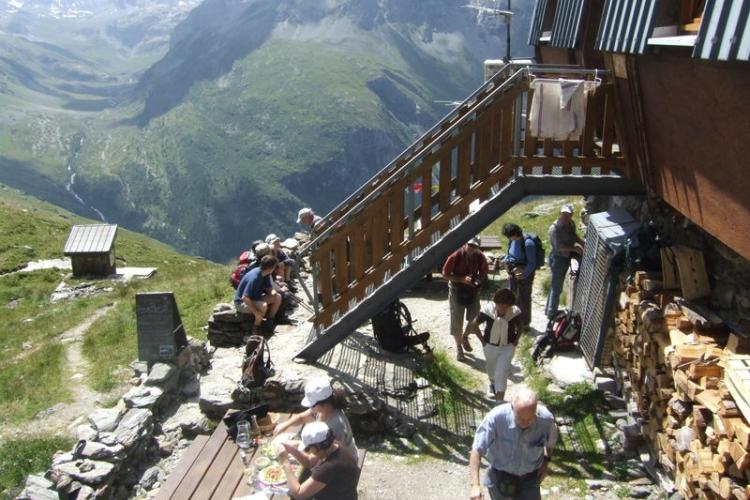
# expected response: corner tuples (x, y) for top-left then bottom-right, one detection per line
(0, 0), (534, 261)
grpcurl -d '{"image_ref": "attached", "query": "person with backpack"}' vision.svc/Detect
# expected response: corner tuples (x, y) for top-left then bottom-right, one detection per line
(546, 204), (584, 319)
(501, 223), (540, 328)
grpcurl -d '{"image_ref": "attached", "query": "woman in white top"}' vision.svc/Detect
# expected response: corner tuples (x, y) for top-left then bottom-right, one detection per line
(463, 289), (522, 403)
(274, 377), (358, 462)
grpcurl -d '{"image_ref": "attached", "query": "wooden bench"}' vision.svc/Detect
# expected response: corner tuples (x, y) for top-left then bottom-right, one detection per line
(155, 413), (366, 500)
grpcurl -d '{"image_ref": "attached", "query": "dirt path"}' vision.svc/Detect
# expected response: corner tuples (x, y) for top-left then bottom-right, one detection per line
(1, 304), (123, 439)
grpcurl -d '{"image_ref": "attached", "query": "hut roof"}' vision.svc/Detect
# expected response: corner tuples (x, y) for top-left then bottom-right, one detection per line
(63, 224), (118, 255)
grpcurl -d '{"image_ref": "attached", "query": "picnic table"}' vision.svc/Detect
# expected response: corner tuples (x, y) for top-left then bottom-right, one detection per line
(155, 412), (298, 500)
(155, 412), (366, 500)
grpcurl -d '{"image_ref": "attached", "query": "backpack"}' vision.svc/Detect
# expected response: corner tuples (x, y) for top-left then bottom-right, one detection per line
(241, 335), (274, 388)
(230, 251), (254, 289)
(371, 300), (430, 353)
(523, 233), (545, 270)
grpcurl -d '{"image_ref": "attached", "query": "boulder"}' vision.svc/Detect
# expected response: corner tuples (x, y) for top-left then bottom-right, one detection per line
(75, 440), (126, 463)
(53, 460), (115, 486)
(113, 409), (153, 449)
(139, 466), (161, 490)
(88, 407), (123, 433)
(199, 347), (244, 418)
(145, 363), (178, 389)
(162, 403), (211, 437)
(123, 386), (164, 409)
(16, 474), (58, 500)
(76, 424), (99, 442)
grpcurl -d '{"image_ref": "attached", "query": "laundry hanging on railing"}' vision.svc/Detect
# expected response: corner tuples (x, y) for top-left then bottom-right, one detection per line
(528, 78), (600, 141)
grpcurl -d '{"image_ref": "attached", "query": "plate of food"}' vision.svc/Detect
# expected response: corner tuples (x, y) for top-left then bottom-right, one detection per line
(257, 464), (286, 486)
(259, 443), (277, 459)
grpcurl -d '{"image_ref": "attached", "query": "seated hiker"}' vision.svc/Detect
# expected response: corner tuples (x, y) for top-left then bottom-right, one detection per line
(276, 421), (358, 500)
(463, 288), (522, 403)
(274, 377), (358, 463)
(266, 233), (295, 286)
(234, 255), (281, 335)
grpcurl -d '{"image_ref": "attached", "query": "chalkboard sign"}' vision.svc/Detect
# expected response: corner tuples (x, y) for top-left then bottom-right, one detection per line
(136, 292), (189, 362)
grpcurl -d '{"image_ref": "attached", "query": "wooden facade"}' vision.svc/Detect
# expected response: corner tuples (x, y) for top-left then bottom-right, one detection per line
(530, 0), (750, 261)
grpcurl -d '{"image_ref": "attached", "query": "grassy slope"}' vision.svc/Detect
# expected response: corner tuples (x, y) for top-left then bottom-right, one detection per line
(0, 184), (234, 421)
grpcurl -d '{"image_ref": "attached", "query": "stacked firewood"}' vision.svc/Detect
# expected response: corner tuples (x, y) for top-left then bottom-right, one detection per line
(614, 271), (750, 499)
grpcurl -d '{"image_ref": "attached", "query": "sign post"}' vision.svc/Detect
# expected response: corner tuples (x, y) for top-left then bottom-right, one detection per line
(136, 292), (189, 362)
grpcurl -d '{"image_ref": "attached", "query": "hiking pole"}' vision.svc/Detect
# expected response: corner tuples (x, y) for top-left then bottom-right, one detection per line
(287, 292), (314, 313)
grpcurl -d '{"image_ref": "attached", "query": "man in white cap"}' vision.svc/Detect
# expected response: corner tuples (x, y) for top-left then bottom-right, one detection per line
(442, 237), (489, 361)
(265, 233), (293, 283)
(297, 207), (322, 234)
(545, 204), (584, 318)
(469, 389), (558, 500)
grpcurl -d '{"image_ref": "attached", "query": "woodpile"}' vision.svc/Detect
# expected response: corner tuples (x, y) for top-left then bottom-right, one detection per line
(614, 270), (750, 499)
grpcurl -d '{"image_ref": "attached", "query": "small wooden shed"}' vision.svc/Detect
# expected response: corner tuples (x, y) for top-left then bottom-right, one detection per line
(63, 224), (118, 277)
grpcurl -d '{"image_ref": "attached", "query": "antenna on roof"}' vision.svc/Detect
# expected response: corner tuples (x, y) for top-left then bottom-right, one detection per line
(464, 1), (514, 63)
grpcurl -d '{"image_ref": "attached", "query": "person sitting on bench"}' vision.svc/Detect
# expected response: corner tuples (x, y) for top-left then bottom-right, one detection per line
(273, 377), (358, 462)
(277, 421), (358, 500)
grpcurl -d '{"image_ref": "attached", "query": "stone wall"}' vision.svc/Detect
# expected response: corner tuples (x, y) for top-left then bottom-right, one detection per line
(16, 339), (212, 500)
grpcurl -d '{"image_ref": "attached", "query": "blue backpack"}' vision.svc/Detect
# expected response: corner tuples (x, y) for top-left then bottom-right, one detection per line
(523, 233), (545, 270)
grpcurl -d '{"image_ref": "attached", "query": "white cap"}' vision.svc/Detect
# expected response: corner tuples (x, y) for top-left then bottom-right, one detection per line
(265, 233), (280, 245)
(301, 421), (331, 449)
(297, 208), (314, 224)
(301, 378), (333, 407)
(467, 236), (481, 247)
(560, 204), (574, 214)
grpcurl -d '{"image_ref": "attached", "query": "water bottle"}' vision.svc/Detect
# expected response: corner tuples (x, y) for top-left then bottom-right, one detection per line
(236, 420), (251, 449)
(250, 415), (261, 441)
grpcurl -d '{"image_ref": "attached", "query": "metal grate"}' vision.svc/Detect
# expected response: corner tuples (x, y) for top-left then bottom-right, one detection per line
(573, 208), (640, 368)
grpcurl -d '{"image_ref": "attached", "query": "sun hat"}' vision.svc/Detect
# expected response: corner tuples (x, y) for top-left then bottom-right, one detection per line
(301, 378), (334, 407)
(560, 204), (574, 214)
(297, 208), (314, 224)
(301, 421), (331, 449)
(265, 233), (280, 245)
(254, 243), (271, 257)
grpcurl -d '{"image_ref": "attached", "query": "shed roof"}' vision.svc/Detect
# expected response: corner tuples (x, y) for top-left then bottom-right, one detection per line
(64, 224), (118, 255)
(694, 0), (750, 62)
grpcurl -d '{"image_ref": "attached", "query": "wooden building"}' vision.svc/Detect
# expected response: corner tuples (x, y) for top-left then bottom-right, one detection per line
(63, 224), (118, 277)
(527, 0), (750, 261)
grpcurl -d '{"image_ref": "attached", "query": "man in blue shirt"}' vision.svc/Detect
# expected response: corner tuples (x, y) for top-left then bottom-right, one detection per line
(470, 389), (557, 500)
(501, 224), (536, 328)
(235, 255), (281, 335)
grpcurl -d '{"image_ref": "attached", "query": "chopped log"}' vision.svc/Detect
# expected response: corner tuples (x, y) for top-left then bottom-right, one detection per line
(689, 362), (723, 380)
(719, 476), (745, 499)
(696, 390), (723, 414)
(728, 440), (750, 471)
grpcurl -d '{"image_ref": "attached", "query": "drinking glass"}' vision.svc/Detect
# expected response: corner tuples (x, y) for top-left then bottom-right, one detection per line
(236, 420), (252, 450)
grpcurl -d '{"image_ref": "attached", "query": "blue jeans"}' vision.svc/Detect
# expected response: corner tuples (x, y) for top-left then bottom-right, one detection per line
(545, 255), (570, 318)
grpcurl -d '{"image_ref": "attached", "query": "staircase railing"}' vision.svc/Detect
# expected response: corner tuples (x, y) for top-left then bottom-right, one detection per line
(299, 65), (626, 334)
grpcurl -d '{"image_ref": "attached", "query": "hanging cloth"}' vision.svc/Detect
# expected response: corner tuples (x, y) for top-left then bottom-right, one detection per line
(528, 78), (598, 141)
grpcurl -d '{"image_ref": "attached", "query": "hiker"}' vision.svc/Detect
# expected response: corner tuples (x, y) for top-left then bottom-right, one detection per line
(234, 255), (281, 335)
(501, 223), (537, 327)
(273, 377), (358, 462)
(442, 237), (489, 361)
(277, 421), (358, 500)
(469, 389), (558, 500)
(266, 233), (295, 285)
(546, 204), (584, 319)
(298, 207), (322, 233)
(463, 289), (522, 403)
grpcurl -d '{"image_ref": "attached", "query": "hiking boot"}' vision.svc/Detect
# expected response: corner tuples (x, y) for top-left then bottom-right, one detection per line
(456, 347), (466, 362)
(462, 335), (473, 352)
(487, 383), (496, 398)
(275, 315), (295, 326)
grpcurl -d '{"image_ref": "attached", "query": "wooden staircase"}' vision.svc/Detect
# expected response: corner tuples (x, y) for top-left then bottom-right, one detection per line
(294, 64), (643, 362)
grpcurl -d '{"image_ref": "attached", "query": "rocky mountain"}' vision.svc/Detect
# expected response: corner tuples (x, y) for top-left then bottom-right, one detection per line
(0, 0), (535, 261)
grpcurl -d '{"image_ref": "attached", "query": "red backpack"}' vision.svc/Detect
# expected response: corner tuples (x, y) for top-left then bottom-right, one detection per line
(230, 251), (253, 289)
